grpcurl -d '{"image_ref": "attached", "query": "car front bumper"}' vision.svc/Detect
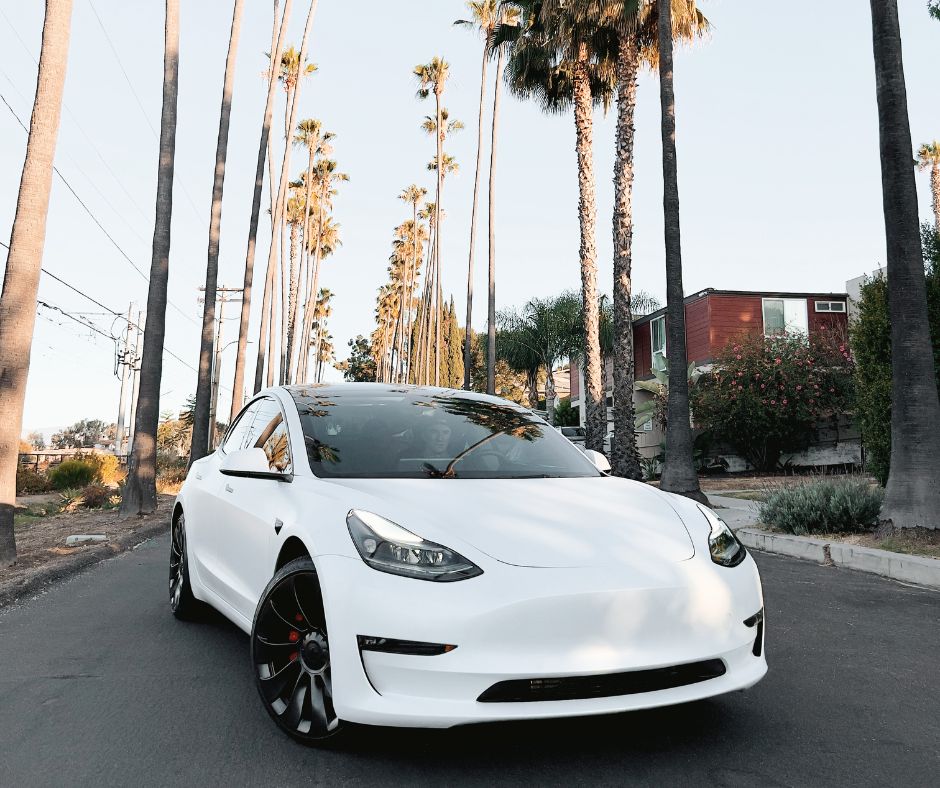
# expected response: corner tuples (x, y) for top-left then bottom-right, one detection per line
(314, 552), (767, 728)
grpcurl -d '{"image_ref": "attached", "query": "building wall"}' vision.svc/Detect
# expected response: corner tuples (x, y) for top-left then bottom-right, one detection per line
(685, 295), (711, 364)
(706, 294), (764, 356)
(634, 321), (652, 379)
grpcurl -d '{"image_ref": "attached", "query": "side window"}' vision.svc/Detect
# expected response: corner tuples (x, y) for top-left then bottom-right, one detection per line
(221, 400), (262, 454)
(244, 397), (293, 474)
(651, 316), (666, 373)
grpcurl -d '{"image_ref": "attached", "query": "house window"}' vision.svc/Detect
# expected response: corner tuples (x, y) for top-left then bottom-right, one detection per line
(762, 298), (808, 336)
(651, 316), (666, 372)
(814, 300), (846, 313)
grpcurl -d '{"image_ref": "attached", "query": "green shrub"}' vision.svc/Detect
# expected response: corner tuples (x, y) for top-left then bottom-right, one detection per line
(759, 479), (883, 535)
(48, 460), (97, 490)
(16, 465), (52, 495)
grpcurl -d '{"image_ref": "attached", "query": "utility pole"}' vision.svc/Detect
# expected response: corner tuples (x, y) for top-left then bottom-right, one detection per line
(199, 286), (242, 451)
(126, 309), (143, 458)
(114, 303), (135, 457)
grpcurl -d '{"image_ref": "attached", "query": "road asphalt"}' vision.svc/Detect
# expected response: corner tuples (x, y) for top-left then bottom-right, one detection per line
(0, 533), (937, 787)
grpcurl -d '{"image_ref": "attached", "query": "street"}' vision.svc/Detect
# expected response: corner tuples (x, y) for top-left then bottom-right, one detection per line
(0, 534), (937, 787)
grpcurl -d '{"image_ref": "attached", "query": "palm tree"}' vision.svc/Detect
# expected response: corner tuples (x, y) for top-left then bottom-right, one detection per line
(917, 141), (940, 231)
(189, 0), (244, 466)
(254, 1), (319, 392)
(499, 0), (616, 451)
(304, 213), (342, 379)
(0, 0), (74, 564)
(869, 0), (940, 529)
(121, 0), (180, 517)
(283, 183), (308, 380)
(455, 2), (500, 390)
(415, 57), (452, 386)
(485, 7), (520, 396)
(398, 185), (427, 383)
(230, 0), (291, 422)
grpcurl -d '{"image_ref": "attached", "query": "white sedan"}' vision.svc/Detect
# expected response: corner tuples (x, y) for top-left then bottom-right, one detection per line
(171, 383), (766, 745)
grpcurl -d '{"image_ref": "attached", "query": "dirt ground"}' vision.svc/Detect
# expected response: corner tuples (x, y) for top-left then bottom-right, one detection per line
(699, 474), (878, 493)
(1, 496), (174, 605)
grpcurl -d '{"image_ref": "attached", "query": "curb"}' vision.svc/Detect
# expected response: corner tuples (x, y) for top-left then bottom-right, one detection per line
(0, 519), (169, 610)
(737, 527), (940, 591)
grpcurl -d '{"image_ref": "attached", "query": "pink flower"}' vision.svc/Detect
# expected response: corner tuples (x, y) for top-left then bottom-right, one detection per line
(760, 384), (766, 390)
(796, 385), (802, 391)
(736, 354), (742, 360)
(782, 399), (788, 405)
(770, 400), (776, 405)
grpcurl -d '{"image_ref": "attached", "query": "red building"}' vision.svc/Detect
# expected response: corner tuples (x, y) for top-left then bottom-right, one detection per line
(569, 288), (853, 469)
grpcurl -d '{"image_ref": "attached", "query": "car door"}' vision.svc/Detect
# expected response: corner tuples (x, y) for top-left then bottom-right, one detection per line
(187, 398), (263, 605)
(214, 395), (297, 621)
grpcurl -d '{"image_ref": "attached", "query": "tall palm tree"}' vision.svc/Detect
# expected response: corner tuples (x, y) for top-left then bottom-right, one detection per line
(305, 211), (342, 378)
(399, 185), (427, 383)
(870, 0), (940, 529)
(0, 0), (74, 564)
(656, 0), (705, 502)
(254, 0), (319, 392)
(499, 0), (616, 451)
(485, 8), (520, 396)
(121, 0), (180, 517)
(190, 0), (244, 466)
(283, 182), (308, 380)
(917, 141), (940, 231)
(415, 57), (452, 386)
(455, 1), (500, 389)
(230, 0), (291, 422)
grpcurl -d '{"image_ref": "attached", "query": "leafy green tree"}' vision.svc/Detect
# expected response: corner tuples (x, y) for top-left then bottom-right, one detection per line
(446, 299), (464, 388)
(52, 419), (113, 449)
(338, 335), (377, 382)
(930, 1), (940, 22)
(554, 398), (579, 426)
(852, 225), (940, 485)
(26, 431), (46, 451)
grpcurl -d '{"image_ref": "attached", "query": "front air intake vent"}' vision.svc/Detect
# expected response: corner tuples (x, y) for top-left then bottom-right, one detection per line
(477, 659), (726, 703)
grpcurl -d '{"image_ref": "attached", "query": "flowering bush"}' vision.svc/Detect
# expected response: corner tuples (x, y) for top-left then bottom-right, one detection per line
(691, 331), (854, 471)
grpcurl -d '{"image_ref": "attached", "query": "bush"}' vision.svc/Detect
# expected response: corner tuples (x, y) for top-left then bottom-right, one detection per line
(80, 483), (116, 509)
(156, 454), (188, 495)
(691, 331), (855, 471)
(82, 453), (123, 485)
(48, 460), (97, 490)
(16, 465), (53, 495)
(759, 479), (884, 535)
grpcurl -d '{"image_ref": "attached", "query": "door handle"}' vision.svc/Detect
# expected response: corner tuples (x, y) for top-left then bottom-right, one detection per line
(274, 518), (283, 535)
(225, 484), (234, 493)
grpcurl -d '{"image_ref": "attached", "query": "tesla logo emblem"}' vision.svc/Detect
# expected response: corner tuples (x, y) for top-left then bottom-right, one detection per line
(274, 519), (283, 535)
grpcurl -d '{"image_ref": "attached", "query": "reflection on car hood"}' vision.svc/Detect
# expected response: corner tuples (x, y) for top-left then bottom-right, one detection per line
(324, 476), (696, 568)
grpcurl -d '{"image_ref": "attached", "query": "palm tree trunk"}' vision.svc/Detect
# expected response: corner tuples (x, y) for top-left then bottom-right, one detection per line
(527, 369), (539, 410)
(306, 186), (327, 374)
(545, 367), (557, 426)
(266, 258), (278, 387)
(294, 145), (315, 382)
(405, 202), (419, 383)
(231, 0), (289, 418)
(259, 0), (318, 387)
(657, 0), (705, 503)
(120, 0), (179, 517)
(0, 0), (73, 564)
(611, 31), (643, 480)
(465, 42), (489, 390)
(434, 92), (444, 387)
(255, 132), (278, 392)
(486, 46), (506, 396)
(870, 0), (940, 529)
(417, 224), (435, 384)
(931, 162), (940, 232)
(190, 0), (243, 466)
(572, 43), (604, 454)
(285, 219), (300, 381)
(278, 207), (288, 383)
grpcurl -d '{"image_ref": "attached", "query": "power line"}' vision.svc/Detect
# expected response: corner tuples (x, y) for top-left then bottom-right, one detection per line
(37, 299), (118, 342)
(0, 92), (198, 326)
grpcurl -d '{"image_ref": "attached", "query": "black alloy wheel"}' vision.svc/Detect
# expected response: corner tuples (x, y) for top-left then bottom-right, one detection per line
(169, 512), (200, 619)
(250, 557), (343, 744)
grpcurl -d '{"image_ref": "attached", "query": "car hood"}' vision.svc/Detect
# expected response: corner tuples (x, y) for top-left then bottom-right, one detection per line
(323, 477), (696, 568)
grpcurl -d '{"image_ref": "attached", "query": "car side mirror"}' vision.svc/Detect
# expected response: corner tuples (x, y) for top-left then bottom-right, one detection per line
(582, 449), (611, 474)
(219, 447), (291, 481)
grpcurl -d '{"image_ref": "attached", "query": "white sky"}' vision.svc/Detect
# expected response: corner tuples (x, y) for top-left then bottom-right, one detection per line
(2, 1), (938, 434)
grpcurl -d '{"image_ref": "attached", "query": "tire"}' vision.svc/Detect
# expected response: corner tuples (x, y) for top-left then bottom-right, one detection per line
(250, 557), (345, 746)
(169, 511), (201, 620)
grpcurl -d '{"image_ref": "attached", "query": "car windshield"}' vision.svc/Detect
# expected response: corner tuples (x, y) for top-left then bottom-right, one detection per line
(288, 387), (602, 479)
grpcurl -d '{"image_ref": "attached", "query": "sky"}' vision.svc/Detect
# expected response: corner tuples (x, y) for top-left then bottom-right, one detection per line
(1, 0), (938, 435)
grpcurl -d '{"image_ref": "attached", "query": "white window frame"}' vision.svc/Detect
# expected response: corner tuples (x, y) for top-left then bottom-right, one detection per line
(814, 300), (846, 313)
(762, 298), (808, 337)
(650, 316), (667, 373)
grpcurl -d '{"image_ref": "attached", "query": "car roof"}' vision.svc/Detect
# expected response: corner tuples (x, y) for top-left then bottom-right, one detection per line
(271, 382), (527, 409)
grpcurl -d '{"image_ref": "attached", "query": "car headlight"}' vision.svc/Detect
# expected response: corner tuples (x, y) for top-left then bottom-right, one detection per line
(696, 504), (747, 567)
(346, 509), (483, 582)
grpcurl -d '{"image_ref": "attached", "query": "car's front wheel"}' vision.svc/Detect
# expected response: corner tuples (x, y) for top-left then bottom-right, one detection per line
(250, 557), (343, 745)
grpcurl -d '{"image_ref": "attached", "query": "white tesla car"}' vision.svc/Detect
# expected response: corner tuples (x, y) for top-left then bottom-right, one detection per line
(171, 384), (766, 744)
